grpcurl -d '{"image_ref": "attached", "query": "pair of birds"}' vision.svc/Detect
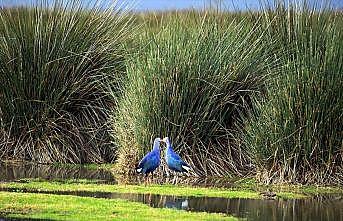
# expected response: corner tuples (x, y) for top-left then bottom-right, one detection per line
(136, 137), (191, 177)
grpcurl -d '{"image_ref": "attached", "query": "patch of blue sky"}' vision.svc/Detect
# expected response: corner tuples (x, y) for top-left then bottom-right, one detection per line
(1, 0), (342, 11)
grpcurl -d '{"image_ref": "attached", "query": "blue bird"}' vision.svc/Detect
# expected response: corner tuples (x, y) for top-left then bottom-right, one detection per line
(136, 138), (161, 177)
(162, 137), (191, 173)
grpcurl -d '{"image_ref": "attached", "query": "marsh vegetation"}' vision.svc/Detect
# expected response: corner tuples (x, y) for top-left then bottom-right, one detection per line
(0, 0), (342, 188)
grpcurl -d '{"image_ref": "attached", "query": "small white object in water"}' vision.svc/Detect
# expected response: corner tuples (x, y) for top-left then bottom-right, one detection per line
(181, 199), (189, 209)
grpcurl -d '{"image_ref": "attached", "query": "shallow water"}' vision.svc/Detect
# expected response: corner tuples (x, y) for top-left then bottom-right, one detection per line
(0, 162), (237, 188)
(1, 187), (342, 221)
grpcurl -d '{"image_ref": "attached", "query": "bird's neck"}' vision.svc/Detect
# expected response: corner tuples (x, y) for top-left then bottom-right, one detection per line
(153, 142), (160, 153)
(166, 144), (173, 154)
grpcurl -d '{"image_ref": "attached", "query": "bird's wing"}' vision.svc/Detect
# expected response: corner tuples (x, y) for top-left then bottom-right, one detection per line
(169, 149), (191, 171)
(169, 149), (183, 161)
(137, 151), (152, 168)
(176, 158), (191, 172)
(138, 150), (159, 169)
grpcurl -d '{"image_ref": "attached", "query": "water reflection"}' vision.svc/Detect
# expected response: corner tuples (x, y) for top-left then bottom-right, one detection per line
(1, 163), (342, 221)
(64, 192), (343, 221)
(0, 162), (240, 188)
(0, 162), (236, 187)
(1, 188), (342, 221)
(0, 162), (115, 182)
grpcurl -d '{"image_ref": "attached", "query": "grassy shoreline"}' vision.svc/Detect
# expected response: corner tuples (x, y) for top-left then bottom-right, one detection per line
(0, 180), (313, 199)
(0, 192), (237, 221)
(0, 174), (342, 220)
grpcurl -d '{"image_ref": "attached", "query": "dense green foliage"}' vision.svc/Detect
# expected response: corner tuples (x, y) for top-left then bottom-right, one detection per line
(243, 4), (343, 184)
(114, 13), (274, 176)
(115, 3), (342, 183)
(0, 1), (130, 163)
(0, 1), (341, 184)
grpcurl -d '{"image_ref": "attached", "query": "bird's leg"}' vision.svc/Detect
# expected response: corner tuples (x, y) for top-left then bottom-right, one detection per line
(147, 172), (151, 184)
(172, 175), (177, 184)
(144, 174), (148, 186)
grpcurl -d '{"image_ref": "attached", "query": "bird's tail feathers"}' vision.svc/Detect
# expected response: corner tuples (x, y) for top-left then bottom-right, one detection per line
(181, 165), (191, 172)
(136, 167), (143, 173)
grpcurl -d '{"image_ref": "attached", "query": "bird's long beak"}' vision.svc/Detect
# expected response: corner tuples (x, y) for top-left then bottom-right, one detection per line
(161, 137), (168, 143)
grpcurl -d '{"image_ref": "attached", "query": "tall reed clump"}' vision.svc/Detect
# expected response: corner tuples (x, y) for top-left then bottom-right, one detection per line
(0, 1), (132, 163)
(243, 2), (343, 184)
(114, 14), (275, 176)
